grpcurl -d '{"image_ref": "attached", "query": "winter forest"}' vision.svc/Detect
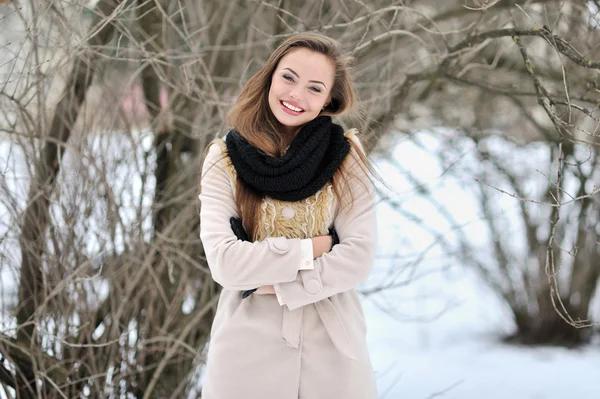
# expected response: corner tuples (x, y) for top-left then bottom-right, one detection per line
(0, 0), (599, 398)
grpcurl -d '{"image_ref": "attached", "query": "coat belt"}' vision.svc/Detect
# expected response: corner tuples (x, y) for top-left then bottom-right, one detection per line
(282, 300), (358, 360)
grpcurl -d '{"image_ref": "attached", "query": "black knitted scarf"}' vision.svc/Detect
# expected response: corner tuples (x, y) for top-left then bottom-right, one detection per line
(225, 116), (351, 202)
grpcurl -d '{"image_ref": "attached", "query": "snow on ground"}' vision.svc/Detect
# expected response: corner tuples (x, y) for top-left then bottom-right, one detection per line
(364, 258), (600, 398)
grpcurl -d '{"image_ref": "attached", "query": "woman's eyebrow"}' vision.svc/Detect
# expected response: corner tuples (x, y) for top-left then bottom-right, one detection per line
(282, 67), (327, 89)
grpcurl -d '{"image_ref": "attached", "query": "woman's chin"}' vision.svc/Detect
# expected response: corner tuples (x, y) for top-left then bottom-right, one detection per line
(274, 115), (304, 129)
(275, 112), (317, 128)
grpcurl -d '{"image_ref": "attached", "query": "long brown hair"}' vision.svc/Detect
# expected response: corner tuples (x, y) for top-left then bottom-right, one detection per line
(226, 32), (378, 240)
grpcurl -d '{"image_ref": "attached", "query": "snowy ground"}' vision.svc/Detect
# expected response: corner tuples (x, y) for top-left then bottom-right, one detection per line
(364, 258), (600, 398)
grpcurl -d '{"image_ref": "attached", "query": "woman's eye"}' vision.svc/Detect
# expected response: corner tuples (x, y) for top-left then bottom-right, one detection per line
(310, 87), (322, 93)
(283, 74), (294, 81)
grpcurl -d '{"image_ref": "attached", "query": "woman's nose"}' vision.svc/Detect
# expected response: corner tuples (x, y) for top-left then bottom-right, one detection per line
(289, 90), (301, 102)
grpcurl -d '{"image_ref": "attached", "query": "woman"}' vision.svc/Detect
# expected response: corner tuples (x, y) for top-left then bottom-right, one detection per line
(199, 32), (379, 398)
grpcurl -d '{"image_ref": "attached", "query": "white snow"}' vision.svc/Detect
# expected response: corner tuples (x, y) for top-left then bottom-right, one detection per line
(365, 259), (600, 398)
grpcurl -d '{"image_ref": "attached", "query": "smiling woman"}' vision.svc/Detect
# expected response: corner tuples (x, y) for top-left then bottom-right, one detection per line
(199, 32), (380, 399)
(267, 48), (335, 138)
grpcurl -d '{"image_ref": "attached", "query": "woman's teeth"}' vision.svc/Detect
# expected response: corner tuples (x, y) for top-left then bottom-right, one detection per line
(282, 101), (303, 112)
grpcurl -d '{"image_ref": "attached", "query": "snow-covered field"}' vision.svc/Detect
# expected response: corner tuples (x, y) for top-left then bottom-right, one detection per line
(365, 253), (600, 398)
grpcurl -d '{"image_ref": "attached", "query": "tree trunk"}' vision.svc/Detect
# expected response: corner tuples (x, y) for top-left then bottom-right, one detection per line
(508, 289), (592, 346)
(13, 1), (119, 396)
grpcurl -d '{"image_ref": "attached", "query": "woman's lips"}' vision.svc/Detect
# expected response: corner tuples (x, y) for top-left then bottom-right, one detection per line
(280, 100), (305, 115)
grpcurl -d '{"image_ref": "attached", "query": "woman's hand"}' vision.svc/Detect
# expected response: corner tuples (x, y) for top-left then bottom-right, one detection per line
(311, 235), (333, 259)
(253, 234), (334, 296)
(255, 285), (275, 295)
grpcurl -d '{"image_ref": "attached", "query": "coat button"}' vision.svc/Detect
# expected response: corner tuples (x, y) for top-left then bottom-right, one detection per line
(267, 236), (289, 254)
(281, 206), (295, 220)
(305, 278), (322, 295)
(273, 240), (285, 252)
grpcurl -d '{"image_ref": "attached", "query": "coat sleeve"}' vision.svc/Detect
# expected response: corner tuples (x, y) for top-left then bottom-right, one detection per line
(273, 135), (377, 310)
(199, 142), (313, 290)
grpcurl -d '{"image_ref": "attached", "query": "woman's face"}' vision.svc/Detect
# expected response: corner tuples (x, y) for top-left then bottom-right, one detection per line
(268, 47), (335, 135)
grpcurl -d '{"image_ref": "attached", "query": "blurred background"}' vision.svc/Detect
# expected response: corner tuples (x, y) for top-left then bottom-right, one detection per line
(1, 0), (599, 397)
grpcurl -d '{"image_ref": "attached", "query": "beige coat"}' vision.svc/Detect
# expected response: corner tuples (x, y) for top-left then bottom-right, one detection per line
(198, 130), (378, 399)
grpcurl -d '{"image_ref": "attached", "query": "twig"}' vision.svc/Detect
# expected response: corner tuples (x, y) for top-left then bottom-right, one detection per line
(424, 379), (465, 399)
